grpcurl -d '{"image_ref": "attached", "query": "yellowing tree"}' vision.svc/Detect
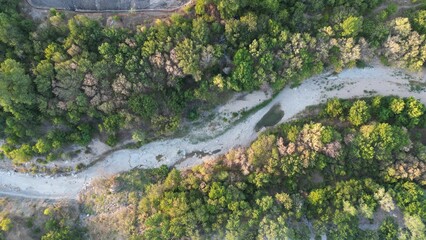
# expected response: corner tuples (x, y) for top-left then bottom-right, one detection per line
(348, 100), (370, 126)
(340, 16), (363, 37)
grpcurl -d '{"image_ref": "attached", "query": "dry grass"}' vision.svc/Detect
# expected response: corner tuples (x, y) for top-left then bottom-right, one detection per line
(0, 197), (79, 240)
(79, 176), (141, 239)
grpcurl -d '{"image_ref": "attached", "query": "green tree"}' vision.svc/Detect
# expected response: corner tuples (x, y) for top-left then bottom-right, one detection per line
(65, 15), (102, 52)
(412, 10), (426, 34)
(257, 215), (294, 240)
(404, 214), (426, 240)
(217, 0), (243, 19)
(348, 100), (370, 126)
(0, 59), (35, 118)
(174, 38), (202, 81)
(128, 95), (158, 119)
(99, 114), (123, 134)
(340, 16), (363, 37)
(195, 0), (208, 15)
(151, 115), (180, 136)
(362, 19), (390, 47)
(394, 182), (426, 218)
(132, 130), (146, 144)
(406, 97), (424, 119)
(33, 138), (51, 154)
(230, 48), (256, 91)
(33, 60), (54, 97)
(379, 217), (398, 240)
(329, 212), (361, 240)
(247, 134), (276, 167)
(325, 98), (343, 118)
(192, 18), (210, 44)
(389, 98), (405, 114)
(261, 0), (280, 13)
(9, 144), (33, 163)
(0, 7), (32, 58)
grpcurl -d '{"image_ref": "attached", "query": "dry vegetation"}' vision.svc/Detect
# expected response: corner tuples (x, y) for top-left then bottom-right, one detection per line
(78, 166), (169, 239)
(79, 177), (139, 239)
(0, 197), (80, 240)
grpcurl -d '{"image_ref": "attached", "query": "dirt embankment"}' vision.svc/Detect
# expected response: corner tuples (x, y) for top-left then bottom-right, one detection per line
(26, 0), (191, 12)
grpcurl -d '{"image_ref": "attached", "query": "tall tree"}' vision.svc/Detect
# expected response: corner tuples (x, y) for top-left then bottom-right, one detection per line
(0, 59), (35, 119)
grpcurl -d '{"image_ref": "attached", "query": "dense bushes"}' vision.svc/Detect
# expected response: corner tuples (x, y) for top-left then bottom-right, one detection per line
(40, 206), (85, 240)
(107, 96), (426, 239)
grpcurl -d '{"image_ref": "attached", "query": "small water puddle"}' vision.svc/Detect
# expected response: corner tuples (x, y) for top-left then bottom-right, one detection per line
(254, 104), (284, 132)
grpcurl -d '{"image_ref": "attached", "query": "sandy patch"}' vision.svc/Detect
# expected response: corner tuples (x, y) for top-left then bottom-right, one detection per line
(188, 89), (272, 142)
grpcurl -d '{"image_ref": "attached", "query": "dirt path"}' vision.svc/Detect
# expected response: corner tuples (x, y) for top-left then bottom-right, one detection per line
(25, 0), (192, 12)
(372, 0), (424, 16)
(0, 63), (425, 199)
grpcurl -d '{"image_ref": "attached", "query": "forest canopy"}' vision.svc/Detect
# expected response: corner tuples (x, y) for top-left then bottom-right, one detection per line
(77, 96), (426, 239)
(0, 0), (426, 238)
(0, 0), (425, 166)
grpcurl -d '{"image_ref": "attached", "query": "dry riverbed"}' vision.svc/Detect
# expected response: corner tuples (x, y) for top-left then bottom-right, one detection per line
(0, 63), (425, 199)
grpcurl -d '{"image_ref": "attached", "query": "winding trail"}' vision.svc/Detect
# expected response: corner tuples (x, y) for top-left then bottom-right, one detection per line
(0, 64), (425, 199)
